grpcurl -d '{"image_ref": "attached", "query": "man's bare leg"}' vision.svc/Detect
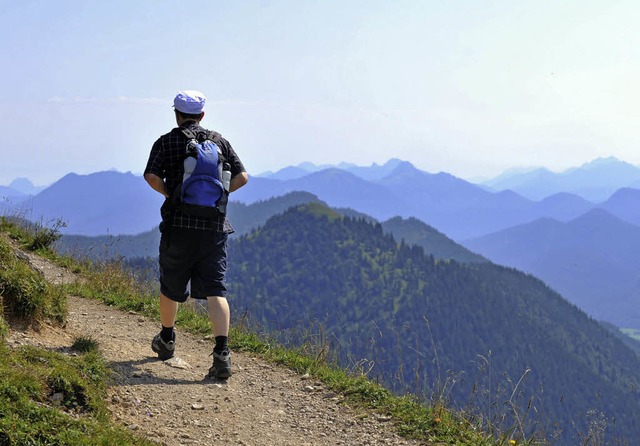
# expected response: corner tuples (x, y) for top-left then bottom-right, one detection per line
(151, 293), (179, 360)
(207, 296), (232, 378)
(160, 292), (178, 328)
(207, 296), (230, 337)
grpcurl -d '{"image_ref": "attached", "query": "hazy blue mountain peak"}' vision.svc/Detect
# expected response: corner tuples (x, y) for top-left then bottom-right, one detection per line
(254, 162), (329, 177)
(563, 157), (638, 179)
(575, 156), (627, 171)
(263, 166), (310, 180)
(59, 172), (80, 181)
(495, 188), (530, 200)
(296, 167), (364, 185)
(482, 166), (554, 188)
(380, 158), (406, 168)
(343, 159), (410, 181)
(9, 177), (43, 195)
(51, 170), (137, 188)
(296, 161), (332, 172)
(605, 187), (640, 201)
(335, 161), (359, 169)
(383, 160), (419, 176)
(535, 193), (594, 211)
(568, 207), (620, 226)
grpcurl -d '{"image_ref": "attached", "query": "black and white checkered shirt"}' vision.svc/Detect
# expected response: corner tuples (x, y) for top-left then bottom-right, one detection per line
(145, 121), (246, 233)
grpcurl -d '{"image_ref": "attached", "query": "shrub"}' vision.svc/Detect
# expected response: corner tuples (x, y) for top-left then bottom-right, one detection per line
(71, 336), (99, 353)
(0, 237), (66, 324)
(27, 218), (66, 251)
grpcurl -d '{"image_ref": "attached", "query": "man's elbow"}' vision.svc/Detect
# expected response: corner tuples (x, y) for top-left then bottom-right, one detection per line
(238, 172), (249, 187)
(231, 172), (249, 192)
(144, 173), (157, 186)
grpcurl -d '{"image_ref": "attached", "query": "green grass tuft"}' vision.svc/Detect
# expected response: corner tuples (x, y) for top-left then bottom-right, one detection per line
(0, 343), (155, 445)
(71, 335), (100, 353)
(0, 235), (66, 325)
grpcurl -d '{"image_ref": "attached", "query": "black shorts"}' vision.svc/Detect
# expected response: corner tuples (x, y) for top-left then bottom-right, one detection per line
(159, 227), (228, 302)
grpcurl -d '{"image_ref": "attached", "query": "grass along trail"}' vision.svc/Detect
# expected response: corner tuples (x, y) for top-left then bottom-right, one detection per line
(6, 245), (428, 446)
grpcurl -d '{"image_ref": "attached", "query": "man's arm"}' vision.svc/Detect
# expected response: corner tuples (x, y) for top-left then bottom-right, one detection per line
(229, 172), (248, 193)
(144, 173), (170, 198)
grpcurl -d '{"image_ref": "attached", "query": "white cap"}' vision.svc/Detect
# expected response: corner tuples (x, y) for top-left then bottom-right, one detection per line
(173, 90), (206, 114)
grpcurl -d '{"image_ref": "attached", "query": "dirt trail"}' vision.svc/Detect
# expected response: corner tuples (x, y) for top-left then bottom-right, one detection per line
(6, 247), (430, 446)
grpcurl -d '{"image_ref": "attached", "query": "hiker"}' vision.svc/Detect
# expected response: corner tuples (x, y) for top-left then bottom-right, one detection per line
(143, 90), (248, 379)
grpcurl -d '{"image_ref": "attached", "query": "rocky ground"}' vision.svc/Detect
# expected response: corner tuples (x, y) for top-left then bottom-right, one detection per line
(6, 245), (432, 446)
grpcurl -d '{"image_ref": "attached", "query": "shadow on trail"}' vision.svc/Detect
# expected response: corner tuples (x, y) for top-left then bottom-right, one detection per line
(108, 356), (229, 387)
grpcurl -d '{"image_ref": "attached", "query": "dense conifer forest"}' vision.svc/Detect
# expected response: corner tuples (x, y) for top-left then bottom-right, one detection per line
(225, 203), (640, 444)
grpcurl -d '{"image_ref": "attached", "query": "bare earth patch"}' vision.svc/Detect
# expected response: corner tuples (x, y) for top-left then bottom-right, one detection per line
(6, 247), (430, 446)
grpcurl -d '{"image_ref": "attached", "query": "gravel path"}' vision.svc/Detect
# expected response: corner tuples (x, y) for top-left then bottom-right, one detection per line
(6, 246), (431, 446)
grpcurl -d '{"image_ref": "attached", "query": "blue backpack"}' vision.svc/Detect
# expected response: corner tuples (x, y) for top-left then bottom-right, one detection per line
(171, 127), (229, 217)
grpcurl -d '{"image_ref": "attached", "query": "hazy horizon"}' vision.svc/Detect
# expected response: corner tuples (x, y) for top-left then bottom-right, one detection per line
(3, 1), (640, 185)
(1, 154), (634, 190)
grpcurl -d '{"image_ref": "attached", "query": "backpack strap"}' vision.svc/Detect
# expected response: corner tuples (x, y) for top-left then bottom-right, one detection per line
(179, 127), (198, 140)
(206, 131), (222, 144)
(205, 131), (226, 164)
(179, 126), (221, 141)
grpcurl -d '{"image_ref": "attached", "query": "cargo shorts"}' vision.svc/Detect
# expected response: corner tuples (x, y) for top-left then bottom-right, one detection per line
(159, 227), (228, 302)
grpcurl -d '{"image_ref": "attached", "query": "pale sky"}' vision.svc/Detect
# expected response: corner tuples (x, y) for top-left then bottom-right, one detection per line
(2, 0), (640, 186)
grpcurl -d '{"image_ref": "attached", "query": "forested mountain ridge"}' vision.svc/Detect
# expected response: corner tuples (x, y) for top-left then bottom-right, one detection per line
(381, 216), (487, 264)
(226, 203), (640, 445)
(57, 192), (482, 265)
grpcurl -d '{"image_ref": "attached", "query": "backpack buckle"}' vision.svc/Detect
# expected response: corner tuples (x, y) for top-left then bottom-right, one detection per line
(186, 139), (198, 157)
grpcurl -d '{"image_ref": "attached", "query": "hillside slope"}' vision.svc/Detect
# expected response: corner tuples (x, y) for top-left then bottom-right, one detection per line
(6, 243), (426, 446)
(226, 204), (640, 445)
(381, 216), (487, 263)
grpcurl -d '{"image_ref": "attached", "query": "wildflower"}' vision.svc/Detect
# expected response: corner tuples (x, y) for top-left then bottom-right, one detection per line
(509, 440), (516, 445)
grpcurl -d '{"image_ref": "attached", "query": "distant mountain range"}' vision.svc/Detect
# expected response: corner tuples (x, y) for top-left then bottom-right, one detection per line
(4, 156), (640, 239)
(263, 156), (640, 203)
(234, 160), (640, 240)
(6, 171), (165, 236)
(6, 158), (640, 331)
(482, 156), (640, 201)
(261, 158), (409, 181)
(463, 208), (640, 328)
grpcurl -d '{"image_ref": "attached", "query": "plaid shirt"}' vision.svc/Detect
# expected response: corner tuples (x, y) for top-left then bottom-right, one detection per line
(145, 121), (246, 233)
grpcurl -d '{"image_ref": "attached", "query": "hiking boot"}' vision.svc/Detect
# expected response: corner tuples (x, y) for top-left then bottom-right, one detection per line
(208, 350), (232, 379)
(151, 333), (175, 360)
